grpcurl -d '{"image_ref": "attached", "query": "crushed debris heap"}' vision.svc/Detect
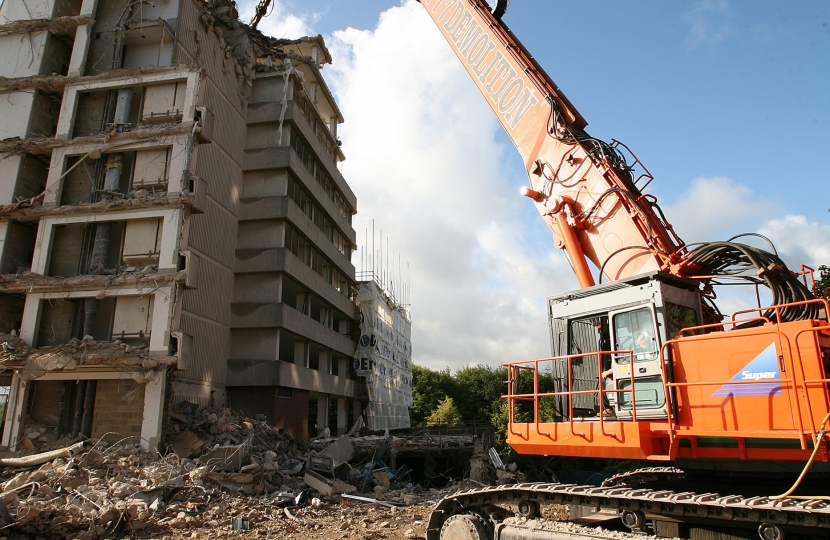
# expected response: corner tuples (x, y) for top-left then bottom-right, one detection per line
(0, 402), (488, 539)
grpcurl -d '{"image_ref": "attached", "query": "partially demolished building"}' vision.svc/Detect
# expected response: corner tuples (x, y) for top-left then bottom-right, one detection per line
(0, 0), (360, 449)
(354, 279), (412, 431)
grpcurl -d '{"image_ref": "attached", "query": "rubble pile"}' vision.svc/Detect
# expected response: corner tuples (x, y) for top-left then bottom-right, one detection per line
(0, 403), (520, 538)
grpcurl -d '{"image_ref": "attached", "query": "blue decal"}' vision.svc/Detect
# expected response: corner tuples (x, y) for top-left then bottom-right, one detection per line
(713, 343), (781, 397)
(359, 334), (371, 348)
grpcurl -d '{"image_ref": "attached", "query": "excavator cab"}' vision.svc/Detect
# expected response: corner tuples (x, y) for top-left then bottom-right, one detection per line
(547, 272), (702, 421)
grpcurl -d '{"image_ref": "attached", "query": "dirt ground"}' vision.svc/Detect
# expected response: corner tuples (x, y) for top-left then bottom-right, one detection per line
(137, 499), (433, 540)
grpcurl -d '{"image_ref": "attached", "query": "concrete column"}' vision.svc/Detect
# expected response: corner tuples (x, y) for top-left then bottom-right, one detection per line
(337, 357), (347, 379)
(67, 0), (99, 77)
(166, 140), (190, 196)
(316, 395), (327, 431)
(140, 370), (166, 451)
(19, 294), (42, 346)
(293, 341), (308, 367)
(318, 350), (330, 374)
(30, 218), (53, 275)
(158, 208), (182, 270)
(42, 149), (66, 207)
(337, 397), (347, 436)
(149, 289), (172, 353)
(67, 24), (93, 78)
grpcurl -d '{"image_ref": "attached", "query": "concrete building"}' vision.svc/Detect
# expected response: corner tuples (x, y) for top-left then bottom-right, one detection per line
(225, 38), (361, 440)
(0, 0), (359, 449)
(354, 279), (412, 431)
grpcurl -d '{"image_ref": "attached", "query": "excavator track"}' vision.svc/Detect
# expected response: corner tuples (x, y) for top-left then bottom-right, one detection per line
(601, 466), (685, 487)
(427, 483), (830, 540)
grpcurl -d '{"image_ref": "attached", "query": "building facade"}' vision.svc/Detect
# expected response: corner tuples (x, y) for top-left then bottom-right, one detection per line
(0, 0), (360, 449)
(354, 279), (412, 431)
(226, 38), (362, 440)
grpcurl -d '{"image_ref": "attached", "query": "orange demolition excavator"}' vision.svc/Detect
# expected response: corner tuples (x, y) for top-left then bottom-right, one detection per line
(416, 1), (830, 539)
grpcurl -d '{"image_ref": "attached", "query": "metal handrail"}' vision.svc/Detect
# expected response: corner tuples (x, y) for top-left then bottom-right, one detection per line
(503, 349), (639, 440)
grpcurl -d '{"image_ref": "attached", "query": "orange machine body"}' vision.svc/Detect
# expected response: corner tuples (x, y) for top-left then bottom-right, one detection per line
(505, 279), (830, 464)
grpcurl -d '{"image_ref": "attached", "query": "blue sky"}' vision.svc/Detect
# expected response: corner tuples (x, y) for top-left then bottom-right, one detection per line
(241, 0), (830, 370)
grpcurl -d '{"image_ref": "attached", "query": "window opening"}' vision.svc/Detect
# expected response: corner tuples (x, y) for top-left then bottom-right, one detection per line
(613, 307), (658, 364)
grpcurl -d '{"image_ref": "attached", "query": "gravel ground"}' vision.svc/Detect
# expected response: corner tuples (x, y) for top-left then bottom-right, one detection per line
(139, 499), (435, 540)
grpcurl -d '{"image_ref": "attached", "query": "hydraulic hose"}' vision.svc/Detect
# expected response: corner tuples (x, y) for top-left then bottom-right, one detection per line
(771, 411), (830, 500)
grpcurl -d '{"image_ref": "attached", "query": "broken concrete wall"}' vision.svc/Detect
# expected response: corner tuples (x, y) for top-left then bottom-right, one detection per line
(91, 378), (145, 438)
(58, 155), (96, 204)
(0, 32), (50, 78)
(83, 0), (177, 76)
(0, 91), (38, 139)
(35, 297), (77, 346)
(70, 90), (109, 137)
(28, 89), (61, 137)
(169, 0), (250, 407)
(45, 223), (86, 277)
(0, 0), (82, 21)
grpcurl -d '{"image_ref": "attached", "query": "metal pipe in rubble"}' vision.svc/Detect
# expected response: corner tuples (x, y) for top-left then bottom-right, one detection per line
(113, 88), (132, 131)
(0, 442), (87, 468)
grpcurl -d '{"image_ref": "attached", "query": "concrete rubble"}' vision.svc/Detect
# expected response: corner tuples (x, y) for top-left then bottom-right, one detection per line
(0, 401), (519, 538)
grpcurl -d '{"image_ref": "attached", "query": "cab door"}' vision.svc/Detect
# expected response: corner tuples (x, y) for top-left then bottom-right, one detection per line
(609, 305), (667, 419)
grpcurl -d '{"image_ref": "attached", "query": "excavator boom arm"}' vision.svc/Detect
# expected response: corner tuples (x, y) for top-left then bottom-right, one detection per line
(419, 0), (686, 285)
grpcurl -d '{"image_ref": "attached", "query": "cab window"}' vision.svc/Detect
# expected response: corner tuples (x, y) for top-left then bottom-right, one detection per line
(665, 302), (698, 338)
(613, 307), (657, 363)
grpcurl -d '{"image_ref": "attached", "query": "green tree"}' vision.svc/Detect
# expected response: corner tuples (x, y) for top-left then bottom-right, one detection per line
(410, 365), (456, 427)
(452, 365), (508, 427)
(426, 396), (464, 428)
(817, 265), (830, 297)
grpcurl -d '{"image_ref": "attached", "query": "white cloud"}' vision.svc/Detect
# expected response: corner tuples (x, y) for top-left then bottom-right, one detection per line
(682, 0), (733, 48)
(237, 0), (314, 39)
(326, 1), (577, 371)
(662, 176), (778, 244)
(665, 177), (829, 315)
(758, 215), (830, 270)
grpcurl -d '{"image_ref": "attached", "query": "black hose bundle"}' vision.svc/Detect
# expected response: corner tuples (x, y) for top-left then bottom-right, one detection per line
(685, 238), (819, 323)
(546, 98), (638, 191)
(545, 98), (819, 323)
